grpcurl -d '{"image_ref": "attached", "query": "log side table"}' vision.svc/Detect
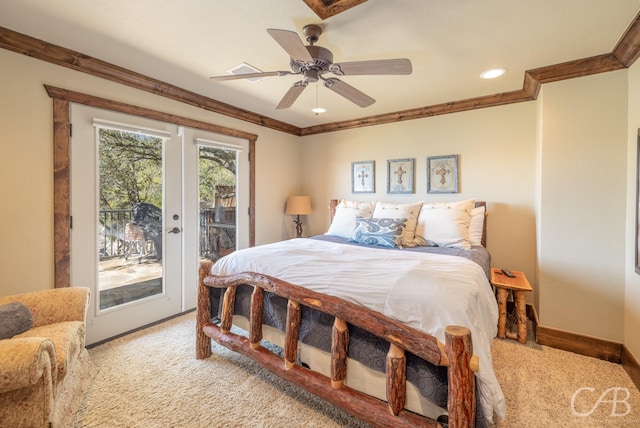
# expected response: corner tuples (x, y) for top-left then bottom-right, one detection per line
(490, 268), (533, 344)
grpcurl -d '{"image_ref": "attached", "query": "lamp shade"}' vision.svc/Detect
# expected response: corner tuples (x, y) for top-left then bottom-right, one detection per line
(285, 196), (312, 215)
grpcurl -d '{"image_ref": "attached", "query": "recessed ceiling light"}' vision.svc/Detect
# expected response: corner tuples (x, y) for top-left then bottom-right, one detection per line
(480, 68), (507, 79)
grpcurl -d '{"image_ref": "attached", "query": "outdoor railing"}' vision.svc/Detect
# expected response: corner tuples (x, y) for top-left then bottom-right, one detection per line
(99, 208), (236, 261)
(99, 209), (132, 258)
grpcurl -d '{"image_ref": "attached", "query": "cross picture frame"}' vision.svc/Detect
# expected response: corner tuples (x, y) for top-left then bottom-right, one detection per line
(427, 155), (459, 193)
(387, 158), (414, 194)
(351, 160), (375, 193)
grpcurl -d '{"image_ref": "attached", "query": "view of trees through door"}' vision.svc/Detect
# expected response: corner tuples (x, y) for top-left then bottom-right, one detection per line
(67, 101), (250, 345)
(97, 131), (237, 310)
(98, 129), (164, 310)
(198, 145), (237, 262)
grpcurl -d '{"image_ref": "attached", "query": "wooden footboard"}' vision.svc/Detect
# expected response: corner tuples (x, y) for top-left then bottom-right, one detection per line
(196, 260), (478, 428)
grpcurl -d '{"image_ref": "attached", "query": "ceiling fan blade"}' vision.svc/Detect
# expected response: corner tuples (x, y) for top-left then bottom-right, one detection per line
(267, 29), (314, 64)
(329, 58), (412, 76)
(323, 78), (375, 107)
(276, 81), (308, 109)
(209, 71), (292, 81)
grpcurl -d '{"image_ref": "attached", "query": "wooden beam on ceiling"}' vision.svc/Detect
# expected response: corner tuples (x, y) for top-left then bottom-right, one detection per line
(302, 0), (368, 20)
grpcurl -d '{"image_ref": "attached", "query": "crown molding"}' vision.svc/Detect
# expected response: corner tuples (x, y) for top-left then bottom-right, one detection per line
(2, 12), (640, 137)
(0, 26), (301, 136)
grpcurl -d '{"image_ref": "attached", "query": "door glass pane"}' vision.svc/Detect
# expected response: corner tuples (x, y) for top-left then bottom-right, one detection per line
(199, 146), (237, 263)
(97, 128), (164, 310)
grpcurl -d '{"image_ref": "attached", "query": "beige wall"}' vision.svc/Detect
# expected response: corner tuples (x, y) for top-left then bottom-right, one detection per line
(0, 49), (302, 296)
(2, 43), (639, 354)
(538, 71), (628, 342)
(300, 103), (538, 279)
(626, 62), (640, 358)
(301, 70), (631, 344)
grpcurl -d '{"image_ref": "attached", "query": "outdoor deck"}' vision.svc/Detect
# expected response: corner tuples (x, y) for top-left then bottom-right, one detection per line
(97, 207), (235, 309)
(99, 256), (163, 309)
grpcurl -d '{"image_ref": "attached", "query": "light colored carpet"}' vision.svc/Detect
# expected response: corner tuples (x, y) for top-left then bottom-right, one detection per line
(72, 312), (640, 427)
(493, 336), (640, 428)
(72, 312), (366, 428)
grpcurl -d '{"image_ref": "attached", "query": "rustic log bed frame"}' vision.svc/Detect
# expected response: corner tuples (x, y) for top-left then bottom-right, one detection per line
(196, 200), (488, 428)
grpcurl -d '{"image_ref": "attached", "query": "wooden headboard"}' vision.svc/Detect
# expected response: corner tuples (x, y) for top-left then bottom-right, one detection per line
(328, 199), (488, 247)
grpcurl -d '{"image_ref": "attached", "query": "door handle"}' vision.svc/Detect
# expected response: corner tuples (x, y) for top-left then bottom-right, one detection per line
(168, 227), (182, 234)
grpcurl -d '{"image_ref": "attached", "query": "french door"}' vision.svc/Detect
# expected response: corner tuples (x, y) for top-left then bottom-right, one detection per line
(70, 104), (249, 345)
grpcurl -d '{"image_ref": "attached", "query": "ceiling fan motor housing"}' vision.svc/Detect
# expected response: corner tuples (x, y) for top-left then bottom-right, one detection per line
(290, 45), (333, 82)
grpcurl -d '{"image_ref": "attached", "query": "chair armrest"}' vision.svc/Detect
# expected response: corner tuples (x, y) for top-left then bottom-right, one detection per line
(0, 288), (89, 328)
(0, 337), (57, 394)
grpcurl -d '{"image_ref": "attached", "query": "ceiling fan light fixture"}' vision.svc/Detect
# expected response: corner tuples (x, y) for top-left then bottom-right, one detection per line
(312, 82), (325, 115)
(480, 68), (507, 79)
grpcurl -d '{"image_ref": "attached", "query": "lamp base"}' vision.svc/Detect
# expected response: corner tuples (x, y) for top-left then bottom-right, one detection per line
(294, 215), (303, 238)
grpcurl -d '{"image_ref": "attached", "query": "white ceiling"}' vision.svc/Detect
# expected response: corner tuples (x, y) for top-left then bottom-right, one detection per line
(2, 0), (639, 129)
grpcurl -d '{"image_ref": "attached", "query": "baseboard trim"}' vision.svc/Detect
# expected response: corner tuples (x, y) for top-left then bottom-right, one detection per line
(623, 344), (640, 389)
(534, 322), (640, 393)
(536, 325), (622, 363)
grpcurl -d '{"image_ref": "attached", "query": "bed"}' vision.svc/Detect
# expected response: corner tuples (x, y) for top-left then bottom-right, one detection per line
(196, 199), (505, 427)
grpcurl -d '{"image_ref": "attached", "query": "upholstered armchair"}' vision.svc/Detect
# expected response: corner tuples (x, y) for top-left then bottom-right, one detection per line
(0, 287), (92, 428)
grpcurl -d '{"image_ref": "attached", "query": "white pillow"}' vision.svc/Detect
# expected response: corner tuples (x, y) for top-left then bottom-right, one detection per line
(469, 205), (485, 246)
(325, 200), (375, 238)
(414, 199), (474, 249)
(421, 198), (475, 212)
(373, 201), (422, 247)
(338, 199), (375, 211)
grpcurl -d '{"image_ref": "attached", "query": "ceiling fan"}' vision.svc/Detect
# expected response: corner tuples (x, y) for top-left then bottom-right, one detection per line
(209, 25), (412, 109)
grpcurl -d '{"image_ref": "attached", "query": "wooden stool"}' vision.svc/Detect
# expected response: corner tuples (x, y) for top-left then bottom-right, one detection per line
(490, 268), (532, 343)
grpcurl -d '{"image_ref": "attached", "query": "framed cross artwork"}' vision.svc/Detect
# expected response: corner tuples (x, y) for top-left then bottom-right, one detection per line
(427, 155), (459, 194)
(351, 160), (375, 193)
(387, 158), (414, 194)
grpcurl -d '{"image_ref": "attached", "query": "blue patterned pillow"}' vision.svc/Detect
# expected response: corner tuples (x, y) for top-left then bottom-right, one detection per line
(350, 217), (408, 248)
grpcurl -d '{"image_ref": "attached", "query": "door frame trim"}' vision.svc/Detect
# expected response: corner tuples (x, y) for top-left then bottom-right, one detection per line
(46, 85), (257, 287)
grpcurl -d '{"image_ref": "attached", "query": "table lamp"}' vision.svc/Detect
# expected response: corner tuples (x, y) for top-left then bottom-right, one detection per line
(285, 196), (312, 238)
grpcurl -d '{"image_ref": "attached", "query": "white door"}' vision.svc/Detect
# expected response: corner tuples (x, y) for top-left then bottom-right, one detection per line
(70, 104), (250, 345)
(182, 128), (250, 310)
(71, 105), (183, 345)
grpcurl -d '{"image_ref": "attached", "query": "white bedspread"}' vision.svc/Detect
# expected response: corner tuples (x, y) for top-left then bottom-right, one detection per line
(210, 238), (506, 422)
